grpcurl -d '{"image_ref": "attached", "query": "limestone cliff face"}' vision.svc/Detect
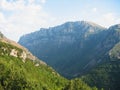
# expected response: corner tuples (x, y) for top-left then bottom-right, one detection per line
(19, 21), (105, 46)
(18, 21), (120, 78)
(19, 21), (108, 78)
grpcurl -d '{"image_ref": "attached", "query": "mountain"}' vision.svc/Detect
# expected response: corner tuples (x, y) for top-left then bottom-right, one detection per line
(0, 31), (97, 90)
(1, 23), (120, 90)
(18, 22), (120, 89)
(19, 21), (120, 79)
(81, 24), (120, 90)
(19, 21), (111, 78)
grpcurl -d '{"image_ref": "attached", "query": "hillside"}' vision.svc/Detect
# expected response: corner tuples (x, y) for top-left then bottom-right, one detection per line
(0, 32), (97, 90)
(0, 32), (66, 90)
(82, 61), (120, 90)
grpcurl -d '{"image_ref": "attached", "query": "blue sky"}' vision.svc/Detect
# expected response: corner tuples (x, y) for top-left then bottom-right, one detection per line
(0, 0), (120, 41)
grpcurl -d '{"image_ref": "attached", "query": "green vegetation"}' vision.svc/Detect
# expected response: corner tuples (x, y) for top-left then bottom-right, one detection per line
(2, 27), (120, 90)
(0, 41), (23, 56)
(0, 55), (68, 90)
(109, 42), (120, 60)
(63, 78), (98, 90)
(0, 41), (67, 90)
(82, 61), (120, 90)
(0, 40), (97, 90)
(0, 54), (97, 90)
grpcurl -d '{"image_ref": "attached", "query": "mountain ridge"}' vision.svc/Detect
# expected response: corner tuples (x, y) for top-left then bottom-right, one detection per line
(18, 21), (110, 78)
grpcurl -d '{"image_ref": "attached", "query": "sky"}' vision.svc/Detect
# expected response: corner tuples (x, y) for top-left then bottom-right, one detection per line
(0, 0), (120, 42)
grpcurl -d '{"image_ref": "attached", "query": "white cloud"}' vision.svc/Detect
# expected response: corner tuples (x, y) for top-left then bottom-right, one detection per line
(92, 8), (97, 12)
(29, 0), (35, 4)
(0, 13), (6, 23)
(41, 0), (46, 4)
(103, 13), (114, 22)
(102, 13), (120, 27)
(91, 12), (120, 28)
(0, 0), (119, 42)
(0, 0), (25, 11)
(0, 0), (53, 41)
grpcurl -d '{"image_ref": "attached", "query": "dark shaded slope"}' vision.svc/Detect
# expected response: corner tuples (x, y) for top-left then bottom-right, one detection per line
(81, 24), (120, 90)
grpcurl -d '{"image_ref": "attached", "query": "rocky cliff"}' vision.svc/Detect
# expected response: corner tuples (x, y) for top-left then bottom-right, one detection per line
(19, 21), (120, 78)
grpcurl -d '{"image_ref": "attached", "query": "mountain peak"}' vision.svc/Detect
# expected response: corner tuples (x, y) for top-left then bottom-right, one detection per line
(60, 21), (105, 29)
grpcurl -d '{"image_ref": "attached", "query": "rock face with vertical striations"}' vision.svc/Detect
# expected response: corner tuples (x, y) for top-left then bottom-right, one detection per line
(19, 21), (120, 78)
